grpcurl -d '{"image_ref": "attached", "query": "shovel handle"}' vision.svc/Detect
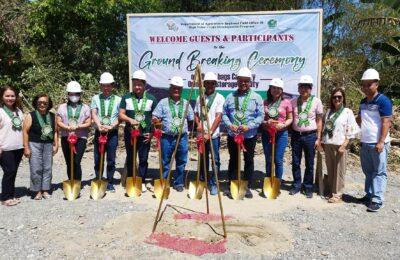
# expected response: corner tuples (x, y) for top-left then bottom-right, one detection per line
(98, 151), (105, 181)
(69, 143), (74, 183)
(271, 132), (276, 179)
(158, 148), (163, 181)
(132, 136), (137, 179)
(237, 143), (241, 184)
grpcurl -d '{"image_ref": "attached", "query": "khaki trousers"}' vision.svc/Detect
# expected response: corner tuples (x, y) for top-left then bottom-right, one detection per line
(323, 144), (347, 197)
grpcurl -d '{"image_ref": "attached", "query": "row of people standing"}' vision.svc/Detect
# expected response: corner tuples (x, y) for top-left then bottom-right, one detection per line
(0, 67), (392, 213)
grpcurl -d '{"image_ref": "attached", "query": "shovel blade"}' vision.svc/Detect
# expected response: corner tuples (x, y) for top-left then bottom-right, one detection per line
(125, 176), (142, 197)
(188, 181), (206, 200)
(90, 179), (108, 200)
(63, 180), (81, 201)
(263, 177), (281, 200)
(230, 180), (248, 200)
(154, 179), (170, 200)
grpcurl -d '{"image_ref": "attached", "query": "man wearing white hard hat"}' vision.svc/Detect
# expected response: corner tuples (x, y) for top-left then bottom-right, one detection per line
(120, 70), (157, 192)
(194, 72), (225, 195)
(222, 67), (264, 199)
(152, 76), (194, 192)
(357, 68), (392, 212)
(90, 72), (121, 192)
(261, 78), (293, 193)
(290, 75), (323, 198)
(56, 81), (91, 185)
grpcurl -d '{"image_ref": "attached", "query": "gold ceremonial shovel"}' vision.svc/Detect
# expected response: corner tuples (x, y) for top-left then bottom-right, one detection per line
(188, 152), (206, 200)
(153, 138), (170, 199)
(230, 142), (247, 200)
(90, 133), (108, 200)
(126, 125), (142, 197)
(263, 128), (281, 199)
(152, 123), (170, 199)
(63, 134), (81, 201)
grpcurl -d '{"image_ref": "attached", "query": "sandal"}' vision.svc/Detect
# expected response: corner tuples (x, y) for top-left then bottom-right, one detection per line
(34, 193), (42, 200)
(42, 192), (52, 199)
(328, 196), (342, 203)
(1, 199), (19, 206)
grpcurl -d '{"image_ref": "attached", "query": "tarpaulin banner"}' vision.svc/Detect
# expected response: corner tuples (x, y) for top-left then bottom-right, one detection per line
(127, 10), (322, 99)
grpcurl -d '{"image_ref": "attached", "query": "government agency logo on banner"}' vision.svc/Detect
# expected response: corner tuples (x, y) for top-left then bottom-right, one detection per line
(267, 19), (277, 29)
(166, 20), (179, 31)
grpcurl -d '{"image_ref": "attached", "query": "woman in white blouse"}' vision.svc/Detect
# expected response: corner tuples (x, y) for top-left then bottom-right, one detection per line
(322, 88), (359, 203)
(0, 86), (24, 206)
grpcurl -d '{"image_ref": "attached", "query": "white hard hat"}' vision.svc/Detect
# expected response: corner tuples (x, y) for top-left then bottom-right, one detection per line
(204, 72), (218, 82)
(237, 67), (252, 78)
(269, 78), (284, 89)
(361, 68), (380, 81)
(132, 70), (146, 81)
(66, 81), (82, 93)
(170, 76), (184, 87)
(99, 72), (115, 84)
(298, 75), (313, 85)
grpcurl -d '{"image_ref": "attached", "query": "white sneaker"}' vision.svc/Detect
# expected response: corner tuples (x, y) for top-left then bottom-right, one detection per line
(142, 184), (147, 193)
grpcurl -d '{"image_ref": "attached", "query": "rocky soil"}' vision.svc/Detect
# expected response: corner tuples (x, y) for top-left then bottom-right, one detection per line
(0, 140), (399, 259)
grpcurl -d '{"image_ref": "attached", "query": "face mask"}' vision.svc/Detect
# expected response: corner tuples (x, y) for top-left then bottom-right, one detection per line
(69, 96), (80, 103)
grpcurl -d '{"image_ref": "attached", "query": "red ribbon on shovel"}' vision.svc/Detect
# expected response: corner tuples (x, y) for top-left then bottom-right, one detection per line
(153, 129), (162, 149)
(266, 125), (277, 144)
(98, 134), (108, 154)
(67, 133), (78, 154)
(196, 135), (205, 154)
(234, 134), (247, 152)
(131, 128), (140, 145)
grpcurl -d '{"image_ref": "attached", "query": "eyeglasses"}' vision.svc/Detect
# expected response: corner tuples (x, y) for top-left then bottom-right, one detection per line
(332, 96), (343, 100)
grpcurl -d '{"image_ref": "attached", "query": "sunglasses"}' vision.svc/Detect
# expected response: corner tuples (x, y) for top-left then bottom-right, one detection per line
(332, 95), (343, 100)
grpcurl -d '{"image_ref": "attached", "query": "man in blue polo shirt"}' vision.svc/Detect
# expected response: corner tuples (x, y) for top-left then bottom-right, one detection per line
(357, 68), (392, 212)
(152, 76), (194, 192)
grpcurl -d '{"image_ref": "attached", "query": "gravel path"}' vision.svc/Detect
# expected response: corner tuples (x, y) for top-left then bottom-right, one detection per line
(0, 142), (399, 259)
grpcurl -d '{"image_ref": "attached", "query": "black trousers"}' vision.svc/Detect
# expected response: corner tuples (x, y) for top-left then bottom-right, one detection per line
(0, 149), (24, 201)
(227, 135), (257, 187)
(124, 132), (151, 179)
(61, 137), (87, 181)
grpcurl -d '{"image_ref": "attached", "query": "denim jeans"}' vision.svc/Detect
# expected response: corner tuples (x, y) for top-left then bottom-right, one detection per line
(199, 137), (221, 186)
(262, 130), (288, 179)
(227, 135), (257, 187)
(124, 130), (151, 179)
(360, 142), (390, 204)
(161, 134), (188, 187)
(291, 132), (317, 191)
(94, 130), (118, 183)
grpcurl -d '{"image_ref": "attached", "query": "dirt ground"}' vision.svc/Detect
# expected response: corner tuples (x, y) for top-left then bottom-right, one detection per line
(0, 139), (399, 259)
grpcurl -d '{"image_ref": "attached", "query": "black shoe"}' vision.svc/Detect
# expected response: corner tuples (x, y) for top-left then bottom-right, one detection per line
(174, 186), (184, 192)
(223, 190), (233, 199)
(367, 202), (383, 212)
(245, 189), (253, 199)
(289, 187), (300, 195)
(305, 190), (313, 199)
(357, 195), (370, 204)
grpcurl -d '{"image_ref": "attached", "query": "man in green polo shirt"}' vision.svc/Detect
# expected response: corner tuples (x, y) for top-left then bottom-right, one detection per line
(119, 70), (157, 192)
(91, 72), (121, 192)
